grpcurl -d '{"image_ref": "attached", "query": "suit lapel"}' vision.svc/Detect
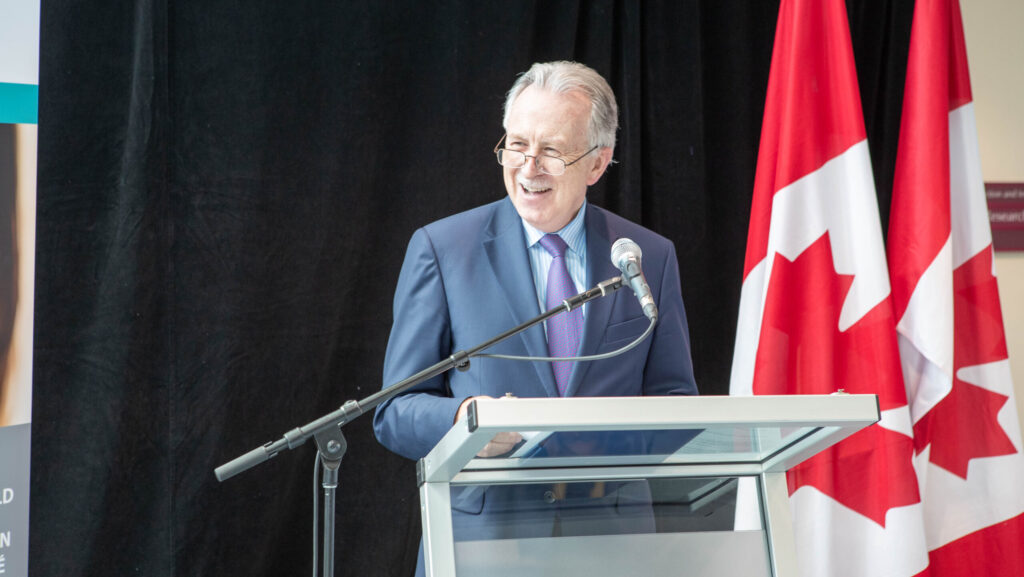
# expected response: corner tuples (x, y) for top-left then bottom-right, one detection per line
(564, 205), (621, 396)
(482, 199), (559, 397)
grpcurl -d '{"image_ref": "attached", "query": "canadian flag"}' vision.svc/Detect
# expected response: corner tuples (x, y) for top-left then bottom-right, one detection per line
(888, 1), (1024, 575)
(730, 1), (930, 575)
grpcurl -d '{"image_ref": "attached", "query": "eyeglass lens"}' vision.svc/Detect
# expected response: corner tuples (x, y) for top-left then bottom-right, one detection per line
(497, 150), (565, 176)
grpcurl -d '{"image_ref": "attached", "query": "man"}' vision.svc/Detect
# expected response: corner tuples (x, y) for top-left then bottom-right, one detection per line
(373, 61), (698, 574)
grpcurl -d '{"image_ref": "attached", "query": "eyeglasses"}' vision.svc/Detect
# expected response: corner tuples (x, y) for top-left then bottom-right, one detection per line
(494, 135), (599, 176)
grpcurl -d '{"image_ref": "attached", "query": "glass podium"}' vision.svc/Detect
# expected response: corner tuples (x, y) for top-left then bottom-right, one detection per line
(417, 394), (879, 577)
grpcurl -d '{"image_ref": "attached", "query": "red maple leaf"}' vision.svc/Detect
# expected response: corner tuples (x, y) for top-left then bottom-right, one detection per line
(912, 247), (1017, 478)
(753, 233), (920, 526)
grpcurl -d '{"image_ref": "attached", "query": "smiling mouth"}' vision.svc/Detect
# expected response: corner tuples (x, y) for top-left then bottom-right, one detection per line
(519, 182), (551, 195)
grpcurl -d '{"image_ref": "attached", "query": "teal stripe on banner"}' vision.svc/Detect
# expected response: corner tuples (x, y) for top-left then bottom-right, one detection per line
(0, 82), (39, 124)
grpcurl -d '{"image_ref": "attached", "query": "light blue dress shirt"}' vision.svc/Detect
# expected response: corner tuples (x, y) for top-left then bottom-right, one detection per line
(521, 202), (588, 317)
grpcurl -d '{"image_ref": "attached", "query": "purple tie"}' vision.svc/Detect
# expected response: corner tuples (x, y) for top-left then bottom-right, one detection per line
(540, 234), (583, 396)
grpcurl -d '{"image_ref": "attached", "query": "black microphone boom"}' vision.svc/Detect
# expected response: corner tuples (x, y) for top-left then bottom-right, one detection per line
(611, 238), (658, 321)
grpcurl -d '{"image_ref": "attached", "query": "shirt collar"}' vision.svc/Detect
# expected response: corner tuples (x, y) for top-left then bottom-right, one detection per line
(521, 201), (587, 255)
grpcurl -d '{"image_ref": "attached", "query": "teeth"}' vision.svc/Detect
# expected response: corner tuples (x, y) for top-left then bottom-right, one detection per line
(521, 183), (549, 193)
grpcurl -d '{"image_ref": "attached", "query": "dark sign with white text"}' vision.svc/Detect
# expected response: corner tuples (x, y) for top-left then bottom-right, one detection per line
(986, 183), (1024, 251)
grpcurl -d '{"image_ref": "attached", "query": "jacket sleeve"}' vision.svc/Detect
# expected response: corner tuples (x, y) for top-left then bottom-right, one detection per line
(373, 228), (465, 461)
(641, 242), (699, 397)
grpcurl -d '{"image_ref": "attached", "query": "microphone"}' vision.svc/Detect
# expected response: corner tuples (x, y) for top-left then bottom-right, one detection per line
(611, 238), (658, 321)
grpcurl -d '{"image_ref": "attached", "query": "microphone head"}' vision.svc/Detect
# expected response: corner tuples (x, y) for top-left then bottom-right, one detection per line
(611, 238), (642, 266)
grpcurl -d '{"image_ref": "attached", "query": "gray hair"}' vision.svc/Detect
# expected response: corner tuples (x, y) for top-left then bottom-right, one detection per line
(502, 61), (619, 150)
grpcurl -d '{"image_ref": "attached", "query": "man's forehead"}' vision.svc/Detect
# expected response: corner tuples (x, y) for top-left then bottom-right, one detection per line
(507, 86), (590, 121)
(505, 92), (590, 148)
(505, 129), (571, 147)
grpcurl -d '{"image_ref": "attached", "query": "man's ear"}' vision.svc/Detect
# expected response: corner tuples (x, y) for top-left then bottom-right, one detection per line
(586, 147), (615, 186)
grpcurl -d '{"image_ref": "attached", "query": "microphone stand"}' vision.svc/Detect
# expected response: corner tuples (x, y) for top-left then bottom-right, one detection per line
(214, 275), (624, 577)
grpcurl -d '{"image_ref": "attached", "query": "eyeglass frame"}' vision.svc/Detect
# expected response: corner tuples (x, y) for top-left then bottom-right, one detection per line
(493, 134), (600, 176)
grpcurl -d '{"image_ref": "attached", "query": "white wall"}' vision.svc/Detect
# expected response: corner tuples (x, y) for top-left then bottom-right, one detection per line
(961, 0), (1024, 438)
(0, 0), (40, 85)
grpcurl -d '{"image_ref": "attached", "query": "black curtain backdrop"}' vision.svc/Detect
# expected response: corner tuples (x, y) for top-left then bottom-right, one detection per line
(30, 1), (914, 576)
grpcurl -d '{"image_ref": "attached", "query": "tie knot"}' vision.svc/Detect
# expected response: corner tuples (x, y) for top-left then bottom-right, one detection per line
(539, 233), (569, 258)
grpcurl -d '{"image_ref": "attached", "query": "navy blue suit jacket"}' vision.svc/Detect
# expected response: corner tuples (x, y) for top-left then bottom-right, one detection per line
(373, 197), (698, 461)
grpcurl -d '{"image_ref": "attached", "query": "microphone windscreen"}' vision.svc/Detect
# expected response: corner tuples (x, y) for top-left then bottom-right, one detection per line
(611, 238), (642, 266)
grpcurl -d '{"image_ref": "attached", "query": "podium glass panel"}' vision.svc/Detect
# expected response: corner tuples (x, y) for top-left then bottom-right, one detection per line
(418, 395), (879, 577)
(458, 425), (814, 467)
(449, 476), (770, 577)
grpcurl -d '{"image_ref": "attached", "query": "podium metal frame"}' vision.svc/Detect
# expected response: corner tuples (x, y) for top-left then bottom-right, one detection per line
(417, 394), (879, 577)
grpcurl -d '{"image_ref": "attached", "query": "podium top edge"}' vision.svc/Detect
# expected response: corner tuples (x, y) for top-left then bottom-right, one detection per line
(468, 394), (880, 430)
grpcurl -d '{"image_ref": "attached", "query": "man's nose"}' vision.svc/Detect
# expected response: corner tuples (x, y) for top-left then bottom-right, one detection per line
(521, 155), (543, 177)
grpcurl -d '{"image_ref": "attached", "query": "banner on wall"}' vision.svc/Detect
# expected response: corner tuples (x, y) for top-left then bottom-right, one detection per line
(0, 0), (40, 576)
(986, 182), (1024, 251)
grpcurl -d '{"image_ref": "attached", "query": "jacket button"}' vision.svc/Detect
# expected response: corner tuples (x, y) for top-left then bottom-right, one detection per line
(543, 490), (556, 504)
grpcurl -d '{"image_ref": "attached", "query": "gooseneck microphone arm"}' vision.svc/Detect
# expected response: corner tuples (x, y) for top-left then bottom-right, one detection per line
(213, 239), (658, 577)
(213, 275), (625, 483)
